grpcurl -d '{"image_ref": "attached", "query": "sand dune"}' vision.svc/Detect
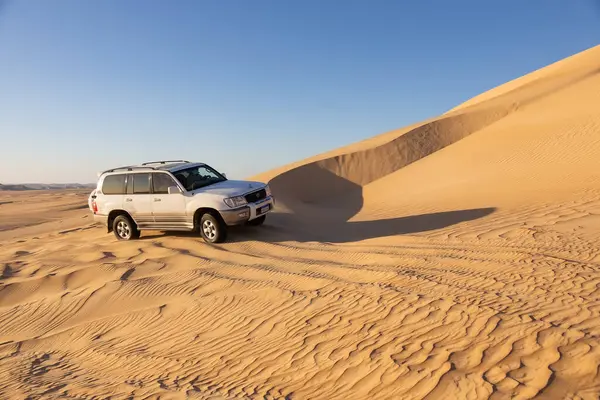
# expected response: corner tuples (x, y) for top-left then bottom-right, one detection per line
(2, 45), (600, 399)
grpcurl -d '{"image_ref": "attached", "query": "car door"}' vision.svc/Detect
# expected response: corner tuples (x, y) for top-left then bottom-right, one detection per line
(150, 172), (189, 229)
(123, 173), (154, 228)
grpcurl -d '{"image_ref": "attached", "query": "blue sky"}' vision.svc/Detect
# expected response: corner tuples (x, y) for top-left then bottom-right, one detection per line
(0, 0), (598, 183)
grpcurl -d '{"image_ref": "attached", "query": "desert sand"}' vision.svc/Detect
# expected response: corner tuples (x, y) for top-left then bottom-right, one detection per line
(2, 45), (600, 399)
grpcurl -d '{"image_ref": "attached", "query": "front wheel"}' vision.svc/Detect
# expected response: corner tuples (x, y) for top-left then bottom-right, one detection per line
(200, 213), (227, 243)
(246, 215), (266, 226)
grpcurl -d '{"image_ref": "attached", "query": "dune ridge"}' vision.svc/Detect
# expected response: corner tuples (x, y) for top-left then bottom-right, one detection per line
(2, 44), (600, 399)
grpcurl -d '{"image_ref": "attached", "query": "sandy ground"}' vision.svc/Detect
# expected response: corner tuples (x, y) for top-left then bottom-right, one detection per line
(2, 45), (600, 399)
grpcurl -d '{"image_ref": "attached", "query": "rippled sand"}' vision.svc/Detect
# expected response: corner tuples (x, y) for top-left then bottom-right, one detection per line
(2, 45), (600, 399)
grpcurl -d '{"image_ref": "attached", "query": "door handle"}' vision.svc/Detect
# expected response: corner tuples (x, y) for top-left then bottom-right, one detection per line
(125, 198), (133, 202)
(154, 198), (161, 202)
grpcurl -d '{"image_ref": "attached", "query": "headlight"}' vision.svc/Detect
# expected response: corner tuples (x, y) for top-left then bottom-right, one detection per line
(224, 196), (247, 208)
(265, 185), (272, 196)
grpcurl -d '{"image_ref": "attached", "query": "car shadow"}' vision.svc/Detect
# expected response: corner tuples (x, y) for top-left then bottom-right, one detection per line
(140, 166), (495, 243)
(226, 207), (496, 243)
(139, 207), (495, 243)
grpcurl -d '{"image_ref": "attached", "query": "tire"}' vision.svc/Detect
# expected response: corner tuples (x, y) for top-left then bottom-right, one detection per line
(199, 213), (227, 243)
(112, 214), (140, 241)
(246, 215), (266, 226)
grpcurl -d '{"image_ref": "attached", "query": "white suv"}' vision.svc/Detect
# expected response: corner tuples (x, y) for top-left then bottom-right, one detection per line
(88, 160), (274, 243)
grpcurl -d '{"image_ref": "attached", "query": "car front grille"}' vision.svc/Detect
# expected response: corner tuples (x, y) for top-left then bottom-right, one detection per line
(244, 188), (267, 203)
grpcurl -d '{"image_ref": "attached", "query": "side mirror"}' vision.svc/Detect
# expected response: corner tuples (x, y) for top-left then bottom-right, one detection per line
(168, 186), (181, 194)
(222, 172), (227, 178)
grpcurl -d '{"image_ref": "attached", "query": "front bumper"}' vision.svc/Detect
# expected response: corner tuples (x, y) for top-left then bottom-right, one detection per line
(220, 196), (274, 226)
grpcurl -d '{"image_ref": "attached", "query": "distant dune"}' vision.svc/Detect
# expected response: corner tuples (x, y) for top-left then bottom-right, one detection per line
(2, 45), (600, 399)
(0, 183), (95, 191)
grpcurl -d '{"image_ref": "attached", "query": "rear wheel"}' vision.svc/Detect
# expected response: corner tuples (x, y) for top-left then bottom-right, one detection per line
(246, 215), (266, 226)
(200, 213), (227, 243)
(113, 214), (140, 241)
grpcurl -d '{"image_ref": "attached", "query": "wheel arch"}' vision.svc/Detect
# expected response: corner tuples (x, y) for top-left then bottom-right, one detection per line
(107, 209), (134, 232)
(193, 207), (223, 231)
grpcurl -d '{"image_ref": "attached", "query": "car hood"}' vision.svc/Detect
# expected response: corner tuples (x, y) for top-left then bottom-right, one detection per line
(190, 180), (266, 197)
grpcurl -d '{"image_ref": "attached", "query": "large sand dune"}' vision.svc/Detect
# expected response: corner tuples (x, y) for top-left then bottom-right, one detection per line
(2, 45), (600, 399)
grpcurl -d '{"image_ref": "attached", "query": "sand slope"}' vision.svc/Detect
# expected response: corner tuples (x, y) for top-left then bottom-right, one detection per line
(2, 45), (600, 399)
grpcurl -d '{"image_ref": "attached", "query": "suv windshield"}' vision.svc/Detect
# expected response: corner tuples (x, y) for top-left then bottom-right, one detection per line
(173, 165), (226, 191)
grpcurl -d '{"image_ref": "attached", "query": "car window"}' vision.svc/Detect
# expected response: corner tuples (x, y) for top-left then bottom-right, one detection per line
(102, 174), (126, 195)
(152, 173), (177, 194)
(174, 165), (225, 191)
(132, 173), (150, 194)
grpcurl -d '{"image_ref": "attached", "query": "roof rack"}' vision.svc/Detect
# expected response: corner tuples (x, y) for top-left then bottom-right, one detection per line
(99, 165), (157, 175)
(141, 160), (190, 166)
